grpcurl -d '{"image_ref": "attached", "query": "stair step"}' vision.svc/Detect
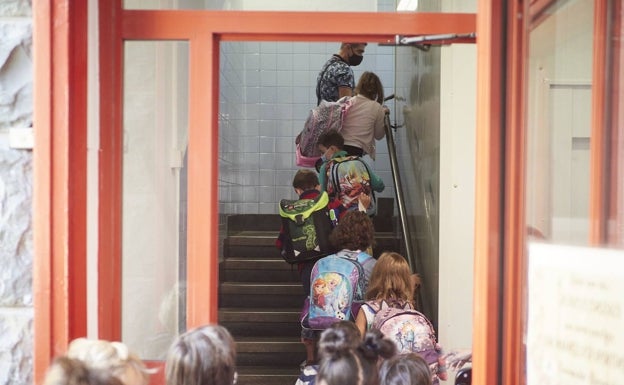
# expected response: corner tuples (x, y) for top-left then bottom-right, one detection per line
(219, 308), (302, 336)
(220, 257), (300, 283)
(226, 232), (277, 246)
(220, 308), (302, 322)
(223, 234), (281, 259)
(224, 230), (401, 258)
(227, 214), (282, 233)
(219, 282), (305, 307)
(218, 211), (403, 383)
(236, 337), (305, 367)
(236, 366), (300, 385)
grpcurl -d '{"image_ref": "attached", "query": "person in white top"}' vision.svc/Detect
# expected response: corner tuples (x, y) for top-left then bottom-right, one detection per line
(340, 71), (388, 160)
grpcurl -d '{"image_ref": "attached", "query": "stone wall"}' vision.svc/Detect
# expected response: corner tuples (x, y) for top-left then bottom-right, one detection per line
(0, 1), (34, 384)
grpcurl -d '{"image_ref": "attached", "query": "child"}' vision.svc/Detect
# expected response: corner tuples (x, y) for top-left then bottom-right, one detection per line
(379, 353), (433, 385)
(316, 130), (385, 218)
(66, 338), (151, 385)
(165, 324), (237, 385)
(43, 356), (123, 385)
(327, 210), (377, 281)
(339, 71), (388, 160)
(315, 327), (396, 385)
(296, 320), (362, 385)
(300, 211), (377, 374)
(276, 169), (330, 291)
(355, 252), (448, 385)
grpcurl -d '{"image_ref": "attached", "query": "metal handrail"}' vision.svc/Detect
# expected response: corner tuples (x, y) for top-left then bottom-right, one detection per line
(383, 95), (415, 269)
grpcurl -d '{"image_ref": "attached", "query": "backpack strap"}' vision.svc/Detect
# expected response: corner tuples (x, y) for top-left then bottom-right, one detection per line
(336, 254), (366, 302)
(360, 302), (377, 330)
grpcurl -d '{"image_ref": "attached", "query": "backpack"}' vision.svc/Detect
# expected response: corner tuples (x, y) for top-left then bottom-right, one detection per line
(301, 253), (368, 330)
(278, 191), (335, 264)
(295, 96), (353, 167)
(326, 156), (376, 215)
(368, 300), (447, 383)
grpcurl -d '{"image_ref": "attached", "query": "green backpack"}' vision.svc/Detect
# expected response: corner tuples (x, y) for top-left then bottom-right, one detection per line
(278, 191), (336, 264)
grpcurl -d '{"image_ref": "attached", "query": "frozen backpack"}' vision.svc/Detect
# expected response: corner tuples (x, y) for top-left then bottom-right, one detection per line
(295, 96), (353, 167)
(326, 156), (377, 215)
(367, 300), (448, 383)
(301, 252), (368, 330)
(278, 191), (335, 264)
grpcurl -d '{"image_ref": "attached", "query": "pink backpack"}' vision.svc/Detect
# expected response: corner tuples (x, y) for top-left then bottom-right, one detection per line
(367, 300), (448, 384)
(295, 96), (353, 167)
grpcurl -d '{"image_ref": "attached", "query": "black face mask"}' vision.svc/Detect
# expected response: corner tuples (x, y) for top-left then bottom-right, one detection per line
(348, 53), (363, 66)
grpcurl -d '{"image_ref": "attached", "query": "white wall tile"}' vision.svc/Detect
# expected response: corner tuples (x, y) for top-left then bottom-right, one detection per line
(275, 137), (293, 153)
(292, 53), (311, 70)
(260, 54), (277, 70)
(260, 86), (277, 104)
(260, 41), (277, 54)
(244, 53), (260, 70)
(245, 86), (261, 104)
(276, 54), (294, 71)
(276, 71), (293, 87)
(276, 42), (294, 54)
(258, 119), (278, 136)
(259, 136), (275, 153)
(259, 70), (277, 87)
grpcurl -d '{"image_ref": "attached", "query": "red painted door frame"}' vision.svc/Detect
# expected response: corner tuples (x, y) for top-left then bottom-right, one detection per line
(37, 1), (623, 384)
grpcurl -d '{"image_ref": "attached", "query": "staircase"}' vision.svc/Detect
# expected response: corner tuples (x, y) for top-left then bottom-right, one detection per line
(218, 199), (400, 385)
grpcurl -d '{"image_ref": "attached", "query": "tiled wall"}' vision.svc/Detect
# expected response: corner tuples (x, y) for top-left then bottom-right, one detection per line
(218, 41), (397, 215)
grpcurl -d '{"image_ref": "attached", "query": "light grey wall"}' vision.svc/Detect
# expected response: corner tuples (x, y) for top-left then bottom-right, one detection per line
(0, 1), (33, 385)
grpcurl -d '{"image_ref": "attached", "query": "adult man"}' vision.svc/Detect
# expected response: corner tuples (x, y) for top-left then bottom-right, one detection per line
(316, 42), (367, 105)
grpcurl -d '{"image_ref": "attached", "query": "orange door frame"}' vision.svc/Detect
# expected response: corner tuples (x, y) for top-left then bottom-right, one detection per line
(33, 0), (88, 381)
(33, 1), (559, 384)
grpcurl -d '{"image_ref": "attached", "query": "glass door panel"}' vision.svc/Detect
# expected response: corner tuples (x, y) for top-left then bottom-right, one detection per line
(525, 0), (600, 383)
(122, 40), (189, 360)
(525, 0), (594, 244)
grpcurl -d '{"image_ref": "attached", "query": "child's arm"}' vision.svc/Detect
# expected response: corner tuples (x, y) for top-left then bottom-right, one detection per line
(355, 308), (368, 338)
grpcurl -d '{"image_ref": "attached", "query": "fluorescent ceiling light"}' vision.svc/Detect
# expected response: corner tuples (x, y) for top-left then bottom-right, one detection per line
(396, 0), (418, 11)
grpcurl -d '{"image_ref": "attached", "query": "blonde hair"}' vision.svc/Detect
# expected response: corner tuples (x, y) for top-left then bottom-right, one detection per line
(365, 252), (414, 304)
(67, 339), (151, 385)
(165, 324), (237, 385)
(43, 356), (123, 385)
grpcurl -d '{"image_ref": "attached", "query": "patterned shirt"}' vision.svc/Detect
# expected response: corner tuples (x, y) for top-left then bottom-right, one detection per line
(316, 55), (354, 104)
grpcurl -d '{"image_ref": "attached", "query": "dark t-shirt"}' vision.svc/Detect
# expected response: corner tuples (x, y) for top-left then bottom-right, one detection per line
(316, 55), (355, 104)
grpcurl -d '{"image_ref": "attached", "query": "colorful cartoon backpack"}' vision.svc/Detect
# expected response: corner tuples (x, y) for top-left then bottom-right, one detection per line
(278, 191), (335, 264)
(301, 252), (368, 330)
(325, 156), (376, 215)
(367, 300), (448, 384)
